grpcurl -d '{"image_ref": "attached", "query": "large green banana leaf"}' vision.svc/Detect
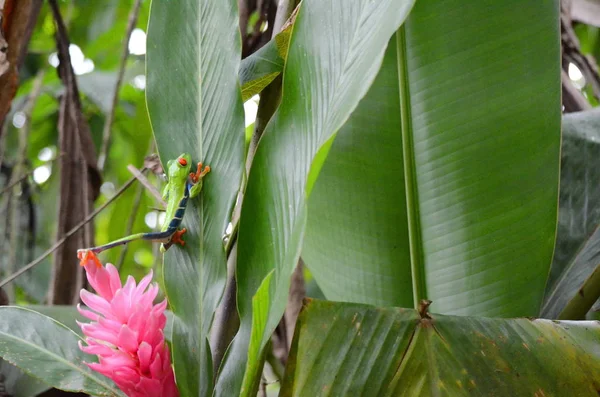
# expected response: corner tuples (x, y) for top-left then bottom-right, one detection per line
(281, 299), (600, 396)
(146, 1), (245, 396)
(215, 0), (417, 395)
(303, 0), (561, 317)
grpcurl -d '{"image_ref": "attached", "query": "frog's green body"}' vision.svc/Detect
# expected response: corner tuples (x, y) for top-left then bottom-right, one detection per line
(77, 153), (210, 255)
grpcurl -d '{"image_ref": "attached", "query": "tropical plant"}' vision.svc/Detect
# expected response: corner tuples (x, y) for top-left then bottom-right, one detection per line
(1, 0), (600, 396)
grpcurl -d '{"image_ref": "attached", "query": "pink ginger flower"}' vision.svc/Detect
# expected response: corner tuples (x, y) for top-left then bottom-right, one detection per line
(76, 250), (178, 397)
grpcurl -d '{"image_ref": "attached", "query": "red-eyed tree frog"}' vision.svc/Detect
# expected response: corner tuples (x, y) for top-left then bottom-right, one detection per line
(77, 153), (210, 258)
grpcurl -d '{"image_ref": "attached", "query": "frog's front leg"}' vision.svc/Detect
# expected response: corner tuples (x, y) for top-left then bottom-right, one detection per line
(189, 162), (210, 198)
(162, 180), (170, 201)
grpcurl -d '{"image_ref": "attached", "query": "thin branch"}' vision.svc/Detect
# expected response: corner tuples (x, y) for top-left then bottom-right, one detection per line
(284, 258), (304, 349)
(258, 375), (267, 397)
(97, 0), (143, 171)
(0, 170), (145, 288)
(561, 0), (600, 111)
(115, 181), (145, 269)
(562, 70), (591, 112)
(211, 243), (240, 374)
(0, 168), (33, 196)
(272, 0), (295, 34)
(239, 0), (250, 55)
(127, 164), (166, 207)
(266, 344), (285, 381)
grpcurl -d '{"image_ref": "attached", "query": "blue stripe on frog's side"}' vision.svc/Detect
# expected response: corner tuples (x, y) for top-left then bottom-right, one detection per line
(163, 180), (191, 234)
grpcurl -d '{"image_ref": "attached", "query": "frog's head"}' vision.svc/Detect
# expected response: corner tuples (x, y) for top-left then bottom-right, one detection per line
(166, 153), (193, 180)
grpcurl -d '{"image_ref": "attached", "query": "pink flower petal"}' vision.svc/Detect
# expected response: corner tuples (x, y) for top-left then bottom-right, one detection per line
(117, 325), (139, 353)
(80, 324), (119, 346)
(98, 316), (123, 333)
(122, 276), (137, 300)
(80, 290), (111, 317)
(127, 310), (147, 334)
(111, 289), (135, 323)
(138, 377), (163, 397)
(162, 369), (179, 397)
(86, 362), (113, 378)
(78, 340), (113, 356)
(136, 270), (153, 295)
(139, 285), (159, 307)
(87, 265), (114, 300)
(138, 341), (153, 375)
(154, 299), (168, 315)
(149, 352), (164, 380)
(106, 263), (122, 295)
(77, 304), (99, 322)
(102, 353), (137, 369)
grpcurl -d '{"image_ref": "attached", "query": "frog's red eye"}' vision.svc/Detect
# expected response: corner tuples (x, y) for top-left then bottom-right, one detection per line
(178, 158), (187, 166)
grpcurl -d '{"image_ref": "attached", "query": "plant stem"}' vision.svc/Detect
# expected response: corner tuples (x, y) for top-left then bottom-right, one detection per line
(211, 0), (299, 376)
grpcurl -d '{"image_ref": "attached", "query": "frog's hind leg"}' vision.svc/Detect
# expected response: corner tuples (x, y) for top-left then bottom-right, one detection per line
(160, 228), (187, 253)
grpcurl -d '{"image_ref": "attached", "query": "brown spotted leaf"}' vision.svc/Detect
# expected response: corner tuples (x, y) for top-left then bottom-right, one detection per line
(281, 299), (600, 396)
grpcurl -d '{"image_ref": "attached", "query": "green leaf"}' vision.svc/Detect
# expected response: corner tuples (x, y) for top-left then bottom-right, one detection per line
(0, 358), (51, 397)
(303, 0), (561, 316)
(281, 300), (600, 396)
(542, 109), (600, 319)
(0, 307), (123, 396)
(303, 43), (412, 308)
(25, 305), (84, 336)
(240, 270), (274, 394)
(77, 66), (145, 114)
(239, 22), (292, 101)
(542, 226), (600, 319)
(547, 109), (600, 296)
(216, 0), (417, 395)
(146, 0), (245, 396)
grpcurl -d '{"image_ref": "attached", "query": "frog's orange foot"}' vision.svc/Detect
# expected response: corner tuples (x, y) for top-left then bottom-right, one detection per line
(171, 228), (187, 247)
(77, 249), (102, 268)
(190, 162), (211, 183)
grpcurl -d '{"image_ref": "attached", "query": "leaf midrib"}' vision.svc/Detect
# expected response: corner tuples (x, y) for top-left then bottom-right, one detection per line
(396, 27), (426, 308)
